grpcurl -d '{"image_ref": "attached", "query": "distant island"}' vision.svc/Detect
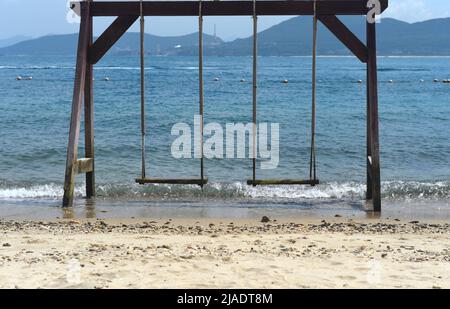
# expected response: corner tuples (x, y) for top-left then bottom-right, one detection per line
(0, 35), (32, 49)
(1, 16), (449, 56)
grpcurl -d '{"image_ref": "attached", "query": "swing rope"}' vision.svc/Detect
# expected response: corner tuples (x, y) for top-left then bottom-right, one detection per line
(252, 0), (258, 186)
(309, 0), (318, 184)
(199, 0), (205, 188)
(136, 0), (207, 187)
(248, 0), (318, 187)
(139, 0), (146, 180)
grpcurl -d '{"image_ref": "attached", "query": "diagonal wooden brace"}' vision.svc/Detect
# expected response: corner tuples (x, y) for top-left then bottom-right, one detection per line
(88, 15), (139, 64)
(318, 15), (368, 63)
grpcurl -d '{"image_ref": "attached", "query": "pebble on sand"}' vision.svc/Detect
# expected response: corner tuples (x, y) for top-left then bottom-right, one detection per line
(261, 216), (270, 223)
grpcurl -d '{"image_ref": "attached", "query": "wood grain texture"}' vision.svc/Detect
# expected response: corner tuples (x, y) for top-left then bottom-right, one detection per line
(85, 3), (95, 198)
(63, 2), (90, 207)
(88, 15), (138, 64)
(88, 1), (389, 17)
(367, 21), (381, 212)
(318, 15), (368, 63)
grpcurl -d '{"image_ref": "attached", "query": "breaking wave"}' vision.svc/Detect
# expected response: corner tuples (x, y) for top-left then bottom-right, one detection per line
(0, 181), (448, 202)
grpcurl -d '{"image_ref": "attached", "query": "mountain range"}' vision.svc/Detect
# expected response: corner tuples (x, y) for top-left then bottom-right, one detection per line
(0, 16), (449, 56)
(0, 35), (32, 49)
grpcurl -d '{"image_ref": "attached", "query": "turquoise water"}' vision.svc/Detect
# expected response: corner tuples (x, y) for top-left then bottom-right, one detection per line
(0, 55), (449, 217)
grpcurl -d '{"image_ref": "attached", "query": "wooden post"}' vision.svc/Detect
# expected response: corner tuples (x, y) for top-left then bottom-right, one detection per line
(199, 2), (205, 188)
(85, 0), (95, 199)
(366, 63), (373, 200)
(252, 1), (257, 186)
(366, 20), (381, 212)
(63, 2), (90, 207)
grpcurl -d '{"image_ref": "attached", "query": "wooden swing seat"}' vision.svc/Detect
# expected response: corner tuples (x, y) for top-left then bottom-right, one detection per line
(247, 179), (319, 186)
(136, 178), (208, 186)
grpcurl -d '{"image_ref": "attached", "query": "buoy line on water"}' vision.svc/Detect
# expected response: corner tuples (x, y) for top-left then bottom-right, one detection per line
(13, 75), (449, 84)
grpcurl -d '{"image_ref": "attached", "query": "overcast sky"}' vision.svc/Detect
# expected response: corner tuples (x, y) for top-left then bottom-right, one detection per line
(0, 0), (449, 40)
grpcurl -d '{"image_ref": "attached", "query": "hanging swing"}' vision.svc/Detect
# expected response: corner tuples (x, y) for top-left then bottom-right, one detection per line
(247, 0), (319, 186)
(136, 0), (208, 187)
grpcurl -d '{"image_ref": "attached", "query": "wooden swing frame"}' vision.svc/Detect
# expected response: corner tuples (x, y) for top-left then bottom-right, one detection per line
(63, 0), (387, 213)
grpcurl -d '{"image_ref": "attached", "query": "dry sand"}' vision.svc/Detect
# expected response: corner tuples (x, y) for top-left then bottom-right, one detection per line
(0, 217), (449, 289)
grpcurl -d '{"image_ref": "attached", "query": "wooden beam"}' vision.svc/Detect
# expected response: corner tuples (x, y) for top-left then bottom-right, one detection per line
(88, 15), (138, 64)
(87, 1), (389, 17)
(366, 65), (373, 200)
(318, 15), (368, 63)
(367, 20), (381, 212)
(76, 158), (94, 174)
(85, 1), (95, 198)
(63, 2), (90, 207)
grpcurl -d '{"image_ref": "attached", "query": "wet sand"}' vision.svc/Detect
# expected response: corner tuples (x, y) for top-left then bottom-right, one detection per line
(1, 217), (449, 289)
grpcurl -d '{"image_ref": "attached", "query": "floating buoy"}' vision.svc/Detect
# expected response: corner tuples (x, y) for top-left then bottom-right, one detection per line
(419, 79), (424, 83)
(240, 79), (246, 83)
(388, 80), (394, 83)
(282, 79), (289, 84)
(16, 76), (33, 81)
(104, 77), (111, 81)
(433, 79), (439, 82)
(214, 77), (220, 82)
(357, 80), (363, 84)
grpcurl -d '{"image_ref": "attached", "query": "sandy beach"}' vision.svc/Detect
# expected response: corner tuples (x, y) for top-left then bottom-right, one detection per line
(1, 217), (449, 289)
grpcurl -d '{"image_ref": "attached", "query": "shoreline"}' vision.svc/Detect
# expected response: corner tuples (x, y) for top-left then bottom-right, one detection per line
(3, 215), (450, 227)
(1, 197), (450, 221)
(1, 217), (449, 289)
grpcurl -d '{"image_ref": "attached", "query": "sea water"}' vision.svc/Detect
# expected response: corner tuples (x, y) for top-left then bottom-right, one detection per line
(0, 55), (449, 219)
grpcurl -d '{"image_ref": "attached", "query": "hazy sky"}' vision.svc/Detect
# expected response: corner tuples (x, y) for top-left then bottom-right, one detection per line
(0, 0), (449, 40)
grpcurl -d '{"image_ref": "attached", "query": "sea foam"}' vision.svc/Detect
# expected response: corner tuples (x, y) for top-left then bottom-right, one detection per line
(0, 181), (448, 201)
